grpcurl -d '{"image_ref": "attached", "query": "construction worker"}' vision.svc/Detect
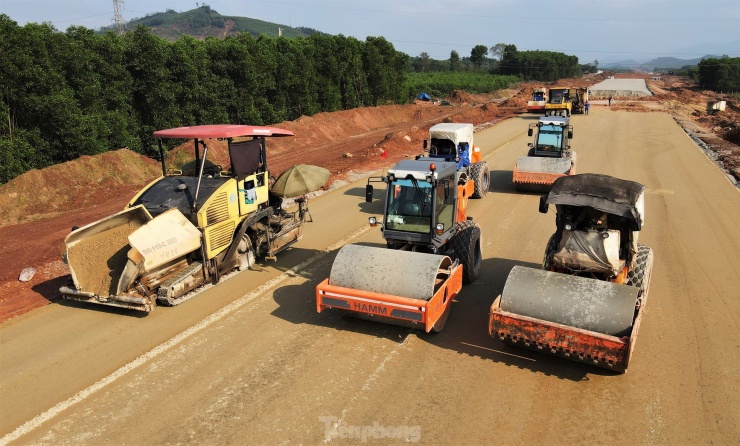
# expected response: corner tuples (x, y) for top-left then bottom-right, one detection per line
(584, 100), (590, 115)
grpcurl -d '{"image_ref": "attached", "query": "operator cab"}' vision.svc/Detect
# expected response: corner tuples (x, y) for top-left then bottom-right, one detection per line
(527, 116), (573, 158)
(365, 159), (458, 245)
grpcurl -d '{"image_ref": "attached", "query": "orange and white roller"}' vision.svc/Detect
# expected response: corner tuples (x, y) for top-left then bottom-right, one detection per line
(316, 244), (463, 332)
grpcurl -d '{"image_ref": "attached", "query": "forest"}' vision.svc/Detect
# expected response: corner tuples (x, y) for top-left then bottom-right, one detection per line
(0, 15), (587, 184)
(0, 16), (407, 183)
(698, 57), (740, 93)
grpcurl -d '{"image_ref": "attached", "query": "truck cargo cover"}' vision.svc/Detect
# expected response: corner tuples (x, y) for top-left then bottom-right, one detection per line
(429, 123), (474, 147)
(547, 174), (645, 227)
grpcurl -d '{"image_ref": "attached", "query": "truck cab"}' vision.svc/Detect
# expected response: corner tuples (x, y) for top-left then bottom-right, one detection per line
(544, 87), (572, 116)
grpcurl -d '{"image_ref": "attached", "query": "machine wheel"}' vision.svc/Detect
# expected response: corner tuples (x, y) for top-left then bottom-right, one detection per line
(626, 244), (654, 302)
(470, 162), (490, 198)
(527, 147), (536, 157)
(451, 220), (482, 284)
(235, 231), (257, 271)
(542, 234), (559, 270)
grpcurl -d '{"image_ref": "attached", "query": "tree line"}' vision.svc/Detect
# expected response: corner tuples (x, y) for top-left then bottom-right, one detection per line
(0, 16), (589, 185)
(698, 57), (740, 93)
(0, 16), (408, 184)
(409, 44), (595, 81)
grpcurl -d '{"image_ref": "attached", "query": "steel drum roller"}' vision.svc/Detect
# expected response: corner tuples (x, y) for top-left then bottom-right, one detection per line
(500, 266), (639, 336)
(329, 244), (452, 301)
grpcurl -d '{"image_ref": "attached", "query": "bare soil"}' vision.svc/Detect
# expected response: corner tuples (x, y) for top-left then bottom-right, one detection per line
(0, 74), (737, 321)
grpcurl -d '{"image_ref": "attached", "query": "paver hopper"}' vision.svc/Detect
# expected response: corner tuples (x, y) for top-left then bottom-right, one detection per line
(317, 156), (483, 332)
(490, 174), (654, 372)
(513, 116), (576, 192)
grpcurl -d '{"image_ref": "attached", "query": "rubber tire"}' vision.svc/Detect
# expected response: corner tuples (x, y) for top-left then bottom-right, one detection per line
(626, 244), (654, 302)
(451, 220), (482, 284)
(470, 162), (490, 198)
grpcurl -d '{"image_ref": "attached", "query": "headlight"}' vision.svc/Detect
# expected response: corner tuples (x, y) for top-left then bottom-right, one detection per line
(435, 223), (444, 235)
(564, 223), (573, 231)
(369, 216), (377, 226)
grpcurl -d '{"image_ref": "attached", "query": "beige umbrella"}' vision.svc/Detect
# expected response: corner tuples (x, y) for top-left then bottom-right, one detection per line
(270, 164), (331, 198)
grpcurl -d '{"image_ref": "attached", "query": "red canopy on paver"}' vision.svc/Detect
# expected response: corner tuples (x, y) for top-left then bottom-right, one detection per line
(153, 124), (294, 139)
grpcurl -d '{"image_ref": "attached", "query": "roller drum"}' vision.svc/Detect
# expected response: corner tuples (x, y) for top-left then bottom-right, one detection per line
(500, 266), (638, 336)
(329, 244), (451, 301)
(516, 156), (573, 175)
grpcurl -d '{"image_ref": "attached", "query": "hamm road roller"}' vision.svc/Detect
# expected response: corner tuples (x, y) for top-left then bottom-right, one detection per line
(61, 125), (328, 313)
(490, 174), (654, 372)
(316, 156), (483, 332)
(512, 116), (576, 192)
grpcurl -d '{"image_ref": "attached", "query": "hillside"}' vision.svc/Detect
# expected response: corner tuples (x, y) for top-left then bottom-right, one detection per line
(602, 55), (718, 71)
(100, 5), (316, 40)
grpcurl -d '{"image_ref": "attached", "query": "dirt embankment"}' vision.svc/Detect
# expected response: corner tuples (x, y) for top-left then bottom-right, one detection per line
(1, 74), (737, 322)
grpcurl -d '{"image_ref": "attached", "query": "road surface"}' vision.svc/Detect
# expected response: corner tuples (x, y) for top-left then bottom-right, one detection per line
(1, 107), (738, 445)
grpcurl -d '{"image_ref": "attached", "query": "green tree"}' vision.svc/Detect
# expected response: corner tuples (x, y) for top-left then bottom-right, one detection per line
(449, 50), (461, 71)
(310, 34), (343, 112)
(335, 35), (368, 109)
(489, 43), (507, 61)
(123, 26), (177, 156)
(470, 45), (488, 69)
(698, 57), (740, 92)
(363, 37), (406, 105)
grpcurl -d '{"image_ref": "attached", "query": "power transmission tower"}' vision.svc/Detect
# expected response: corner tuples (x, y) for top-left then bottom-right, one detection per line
(113, 0), (126, 35)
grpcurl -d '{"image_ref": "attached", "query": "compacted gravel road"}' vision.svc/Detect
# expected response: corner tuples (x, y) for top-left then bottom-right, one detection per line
(1, 108), (738, 445)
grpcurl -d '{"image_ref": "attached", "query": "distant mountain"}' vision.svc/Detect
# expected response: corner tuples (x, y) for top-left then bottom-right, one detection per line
(601, 55), (721, 71)
(100, 5), (319, 40)
(669, 39), (740, 59)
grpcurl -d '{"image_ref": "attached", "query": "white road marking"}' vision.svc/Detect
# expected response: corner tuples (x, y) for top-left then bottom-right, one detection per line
(0, 225), (372, 446)
(323, 335), (410, 443)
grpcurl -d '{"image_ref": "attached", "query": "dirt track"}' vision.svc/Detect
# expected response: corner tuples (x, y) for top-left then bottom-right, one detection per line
(1, 108), (738, 445)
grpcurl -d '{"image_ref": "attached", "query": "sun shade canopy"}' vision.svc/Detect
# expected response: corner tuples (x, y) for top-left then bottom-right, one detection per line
(153, 124), (294, 139)
(547, 173), (645, 225)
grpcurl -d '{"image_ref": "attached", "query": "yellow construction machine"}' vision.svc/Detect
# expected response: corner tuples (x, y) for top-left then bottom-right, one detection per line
(490, 174), (654, 372)
(544, 87), (572, 116)
(60, 125), (325, 313)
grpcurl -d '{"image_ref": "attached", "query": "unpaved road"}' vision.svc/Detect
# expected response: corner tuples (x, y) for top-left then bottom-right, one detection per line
(1, 108), (738, 445)
(589, 78), (653, 97)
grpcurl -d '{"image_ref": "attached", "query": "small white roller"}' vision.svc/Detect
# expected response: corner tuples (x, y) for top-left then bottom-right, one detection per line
(329, 244), (452, 301)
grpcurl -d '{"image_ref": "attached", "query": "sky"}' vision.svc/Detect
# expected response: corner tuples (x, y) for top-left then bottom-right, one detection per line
(1, 0), (739, 63)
